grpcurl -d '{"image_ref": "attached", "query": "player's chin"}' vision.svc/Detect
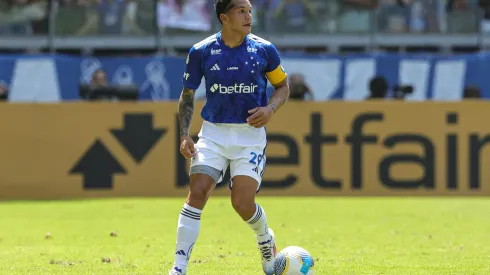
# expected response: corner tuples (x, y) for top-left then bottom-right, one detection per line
(242, 25), (252, 34)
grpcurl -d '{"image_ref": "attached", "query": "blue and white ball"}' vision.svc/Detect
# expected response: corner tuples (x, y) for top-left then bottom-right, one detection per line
(274, 246), (314, 275)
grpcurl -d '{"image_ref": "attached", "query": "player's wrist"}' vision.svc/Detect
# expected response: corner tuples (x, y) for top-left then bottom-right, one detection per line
(267, 104), (277, 113)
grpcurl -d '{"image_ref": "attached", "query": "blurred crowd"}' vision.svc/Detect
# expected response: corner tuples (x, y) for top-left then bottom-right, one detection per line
(0, 0), (489, 36)
(0, 0), (48, 35)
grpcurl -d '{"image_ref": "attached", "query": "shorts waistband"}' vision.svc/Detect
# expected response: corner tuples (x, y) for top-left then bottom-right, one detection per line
(203, 120), (261, 129)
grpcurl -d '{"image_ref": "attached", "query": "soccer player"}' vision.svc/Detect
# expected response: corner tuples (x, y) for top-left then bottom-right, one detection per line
(168, 0), (289, 274)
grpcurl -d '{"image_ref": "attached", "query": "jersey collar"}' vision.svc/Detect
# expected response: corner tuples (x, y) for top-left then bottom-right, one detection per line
(217, 31), (248, 50)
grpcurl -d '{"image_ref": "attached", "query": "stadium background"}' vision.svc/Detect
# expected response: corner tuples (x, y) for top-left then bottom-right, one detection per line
(0, 0), (489, 198)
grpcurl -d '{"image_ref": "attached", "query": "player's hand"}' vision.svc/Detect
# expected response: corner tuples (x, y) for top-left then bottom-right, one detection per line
(246, 106), (274, 128)
(180, 136), (196, 159)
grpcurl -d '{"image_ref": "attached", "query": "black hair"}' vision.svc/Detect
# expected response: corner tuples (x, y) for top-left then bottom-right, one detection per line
(215, 0), (235, 24)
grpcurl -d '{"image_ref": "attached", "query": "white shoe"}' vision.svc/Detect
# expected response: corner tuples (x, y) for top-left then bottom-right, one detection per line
(168, 266), (186, 275)
(257, 228), (277, 275)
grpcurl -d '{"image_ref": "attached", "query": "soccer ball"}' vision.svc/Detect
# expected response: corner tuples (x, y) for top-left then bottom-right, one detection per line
(274, 246), (314, 275)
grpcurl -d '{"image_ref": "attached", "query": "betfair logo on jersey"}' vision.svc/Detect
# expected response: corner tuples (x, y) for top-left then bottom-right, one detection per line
(210, 83), (258, 94)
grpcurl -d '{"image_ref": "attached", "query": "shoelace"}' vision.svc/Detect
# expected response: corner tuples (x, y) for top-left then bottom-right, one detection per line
(259, 245), (273, 260)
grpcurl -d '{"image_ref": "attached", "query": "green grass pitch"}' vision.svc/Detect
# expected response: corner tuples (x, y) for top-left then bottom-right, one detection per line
(0, 197), (489, 274)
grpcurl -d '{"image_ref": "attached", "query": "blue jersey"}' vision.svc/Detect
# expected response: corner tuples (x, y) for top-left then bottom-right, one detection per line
(183, 32), (287, 124)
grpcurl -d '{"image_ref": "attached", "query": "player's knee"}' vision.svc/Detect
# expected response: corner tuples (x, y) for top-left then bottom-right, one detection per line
(187, 176), (214, 208)
(188, 185), (208, 203)
(231, 195), (255, 215)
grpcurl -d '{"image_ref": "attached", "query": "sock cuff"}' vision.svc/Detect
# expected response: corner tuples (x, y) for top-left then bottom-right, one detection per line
(181, 203), (202, 220)
(183, 203), (202, 214)
(247, 203), (263, 224)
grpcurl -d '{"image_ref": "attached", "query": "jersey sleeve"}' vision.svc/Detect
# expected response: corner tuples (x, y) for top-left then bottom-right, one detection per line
(264, 43), (287, 85)
(182, 46), (203, 90)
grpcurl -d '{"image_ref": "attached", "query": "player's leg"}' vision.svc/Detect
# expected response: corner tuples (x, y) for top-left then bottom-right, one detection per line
(229, 146), (275, 275)
(169, 173), (213, 275)
(169, 139), (228, 275)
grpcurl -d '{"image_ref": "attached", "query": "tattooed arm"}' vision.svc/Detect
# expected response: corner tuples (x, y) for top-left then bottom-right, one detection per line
(178, 87), (197, 159)
(179, 44), (201, 158)
(178, 87), (196, 138)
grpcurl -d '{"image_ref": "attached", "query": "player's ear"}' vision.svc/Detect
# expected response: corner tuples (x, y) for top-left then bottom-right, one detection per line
(219, 13), (228, 24)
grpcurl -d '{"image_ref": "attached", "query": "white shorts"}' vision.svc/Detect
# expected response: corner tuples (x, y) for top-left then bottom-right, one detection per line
(190, 121), (267, 191)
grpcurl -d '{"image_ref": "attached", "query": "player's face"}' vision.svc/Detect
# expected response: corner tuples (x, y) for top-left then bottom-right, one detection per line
(225, 0), (252, 35)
